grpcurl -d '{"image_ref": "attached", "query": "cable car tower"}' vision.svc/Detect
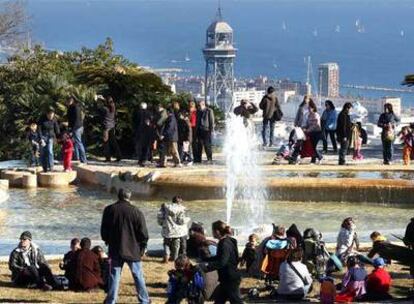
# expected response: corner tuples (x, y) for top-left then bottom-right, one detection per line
(203, 5), (237, 112)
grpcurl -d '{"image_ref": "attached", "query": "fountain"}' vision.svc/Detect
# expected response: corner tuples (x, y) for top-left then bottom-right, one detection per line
(223, 114), (267, 230)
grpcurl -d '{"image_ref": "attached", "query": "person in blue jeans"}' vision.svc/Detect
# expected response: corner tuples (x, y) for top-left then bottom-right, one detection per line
(101, 188), (150, 304)
(38, 108), (60, 172)
(66, 96), (87, 163)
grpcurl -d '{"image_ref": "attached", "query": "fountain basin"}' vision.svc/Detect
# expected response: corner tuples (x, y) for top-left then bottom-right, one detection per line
(75, 165), (414, 204)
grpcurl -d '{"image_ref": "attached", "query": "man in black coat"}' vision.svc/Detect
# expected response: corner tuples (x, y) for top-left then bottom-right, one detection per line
(194, 100), (215, 164)
(101, 188), (150, 304)
(336, 102), (353, 165)
(66, 96), (87, 163)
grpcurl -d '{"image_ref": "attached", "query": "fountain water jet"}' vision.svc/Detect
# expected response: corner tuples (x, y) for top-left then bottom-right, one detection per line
(223, 114), (267, 230)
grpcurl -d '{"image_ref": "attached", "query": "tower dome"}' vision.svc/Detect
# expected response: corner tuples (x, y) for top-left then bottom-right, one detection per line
(203, 6), (237, 112)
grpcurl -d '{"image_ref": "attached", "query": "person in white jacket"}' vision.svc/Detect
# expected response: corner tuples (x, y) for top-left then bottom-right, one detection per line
(336, 217), (360, 263)
(277, 248), (313, 300)
(157, 196), (190, 263)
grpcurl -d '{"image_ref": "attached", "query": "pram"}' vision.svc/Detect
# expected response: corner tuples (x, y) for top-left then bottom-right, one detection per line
(273, 127), (305, 165)
(303, 228), (332, 278)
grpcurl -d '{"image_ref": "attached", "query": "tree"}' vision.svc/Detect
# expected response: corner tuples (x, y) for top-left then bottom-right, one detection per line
(0, 0), (28, 48)
(402, 74), (414, 87)
(0, 39), (176, 160)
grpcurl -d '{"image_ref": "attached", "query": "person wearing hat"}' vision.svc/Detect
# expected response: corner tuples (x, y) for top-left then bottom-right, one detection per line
(364, 257), (392, 301)
(38, 107), (60, 172)
(8, 231), (57, 290)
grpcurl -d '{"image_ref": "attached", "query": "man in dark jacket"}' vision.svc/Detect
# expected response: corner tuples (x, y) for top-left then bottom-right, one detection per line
(336, 102), (353, 165)
(195, 101), (215, 164)
(234, 99), (258, 127)
(134, 102), (152, 162)
(101, 188), (150, 304)
(9, 231), (57, 290)
(73, 238), (103, 291)
(159, 108), (181, 168)
(38, 108), (60, 172)
(66, 96), (87, 163)
(177, 111), (193, 164)
(259, 86), (280, 147)
(404, 218), (414, 249)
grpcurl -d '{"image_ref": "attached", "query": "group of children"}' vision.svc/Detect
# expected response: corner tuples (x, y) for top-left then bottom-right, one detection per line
(28, 122), (74, 171)
(60, 238), (109, 292)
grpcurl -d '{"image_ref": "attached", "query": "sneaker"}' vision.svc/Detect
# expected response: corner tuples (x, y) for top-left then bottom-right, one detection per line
(174, 163), (183, 168)
(186, 161), (193, 167)
(316, 157), (323, 165)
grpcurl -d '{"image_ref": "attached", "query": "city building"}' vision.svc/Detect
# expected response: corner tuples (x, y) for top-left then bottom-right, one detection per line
(233, 88), (265, 107)
(203, 7), (237, 112)
(175, 77), (205, 96)
(318, 63), (340, 98)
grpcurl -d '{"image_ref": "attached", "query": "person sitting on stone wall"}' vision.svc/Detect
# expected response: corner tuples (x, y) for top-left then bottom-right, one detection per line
(8, 231), (57, 291)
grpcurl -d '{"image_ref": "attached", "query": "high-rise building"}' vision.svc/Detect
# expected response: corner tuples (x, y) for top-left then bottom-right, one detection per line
(318, 63), (339, 98)
(203, 7), (237, 112)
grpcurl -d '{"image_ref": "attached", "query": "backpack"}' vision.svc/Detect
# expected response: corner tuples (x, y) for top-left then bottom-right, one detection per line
(187, 271), (205, 303)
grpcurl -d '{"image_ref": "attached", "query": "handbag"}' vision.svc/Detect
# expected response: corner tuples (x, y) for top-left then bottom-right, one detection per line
(272, 106), (284, 122)
(288, 261), (311, 286)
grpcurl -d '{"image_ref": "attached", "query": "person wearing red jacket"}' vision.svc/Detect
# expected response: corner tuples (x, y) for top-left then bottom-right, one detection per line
(62, 132), (74, 171)
(364, 257), (392, 301)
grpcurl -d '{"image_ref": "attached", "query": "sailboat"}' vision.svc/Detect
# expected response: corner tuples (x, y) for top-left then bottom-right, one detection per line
(313, 28), (318, 37)
(335, 25), (341, 33)
(184, 53), (191, 62)
(400, 30), (405, 37)
(282, 21), (287, 31)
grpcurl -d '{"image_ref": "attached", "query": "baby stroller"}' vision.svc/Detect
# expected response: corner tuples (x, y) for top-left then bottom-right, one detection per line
(272, 144), (292, 165)
(286, 127), (306, 164)
(303, 228), (331, 279)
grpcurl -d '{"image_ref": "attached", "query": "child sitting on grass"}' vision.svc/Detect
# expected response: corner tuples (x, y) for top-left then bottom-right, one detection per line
(240, 233), (259, 274)
(167, 255), (205, 304)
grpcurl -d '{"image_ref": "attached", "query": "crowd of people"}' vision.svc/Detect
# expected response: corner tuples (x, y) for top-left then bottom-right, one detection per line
(26, 86), (414, 172)
(7, 188), (414, 303)
(28, 96), (216, 171)
(259, 87), (409, 166)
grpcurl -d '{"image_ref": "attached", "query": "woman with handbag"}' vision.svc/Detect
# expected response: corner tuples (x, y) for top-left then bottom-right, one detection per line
(377, 103), (400, 165)
(276, 248), (313, 300)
